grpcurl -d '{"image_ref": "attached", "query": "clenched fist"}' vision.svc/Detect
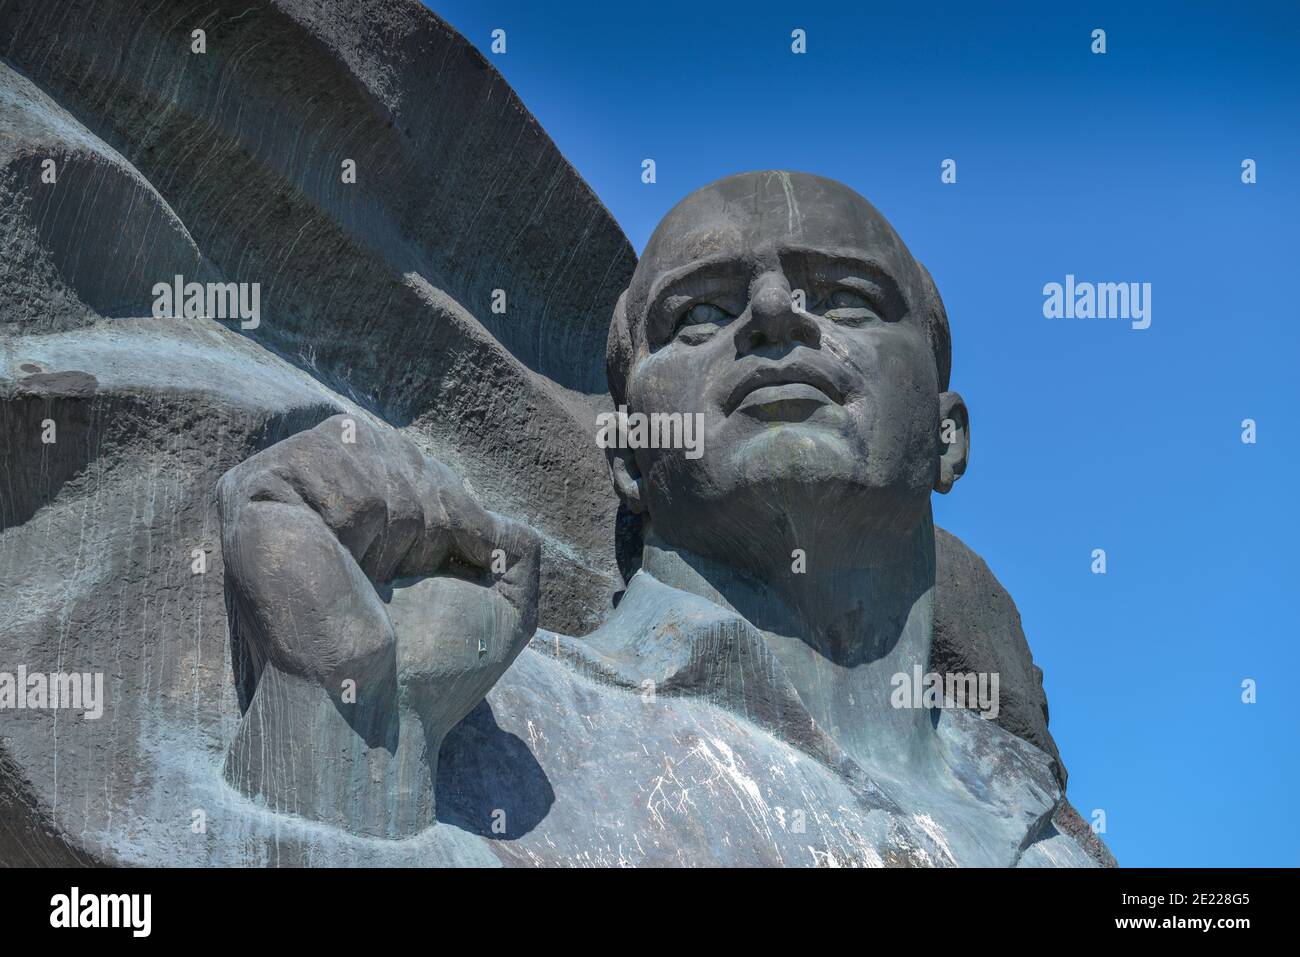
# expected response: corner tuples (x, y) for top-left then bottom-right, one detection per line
(216, 414), (540, 837)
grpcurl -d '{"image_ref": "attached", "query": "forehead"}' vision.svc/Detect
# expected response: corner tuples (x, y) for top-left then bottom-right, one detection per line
(633, 172), (915, 306)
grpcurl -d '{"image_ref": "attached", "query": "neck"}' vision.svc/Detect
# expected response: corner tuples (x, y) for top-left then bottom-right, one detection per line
(640, 506), (941, 777)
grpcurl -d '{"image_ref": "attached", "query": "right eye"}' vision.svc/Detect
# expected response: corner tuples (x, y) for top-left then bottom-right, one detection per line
(682, 303), (730, 326)
(673, 302), (733, 342)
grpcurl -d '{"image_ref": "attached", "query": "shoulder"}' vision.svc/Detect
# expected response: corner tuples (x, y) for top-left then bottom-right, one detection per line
(933, 526), (1064, 788)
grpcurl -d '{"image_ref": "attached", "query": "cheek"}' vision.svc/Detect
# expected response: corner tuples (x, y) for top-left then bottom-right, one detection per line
(842, 331), (940, 476)
(857, 322), (936, 381)
(628, 337), (728, 410)
(628, 354), (678, 413)
(623, 359), (713, 495)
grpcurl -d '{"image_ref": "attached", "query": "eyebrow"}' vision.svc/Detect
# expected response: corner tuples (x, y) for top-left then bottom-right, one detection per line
(637, 244), (913, 332)
(642, 255), (752, 317)
(776, 246), (908, 303)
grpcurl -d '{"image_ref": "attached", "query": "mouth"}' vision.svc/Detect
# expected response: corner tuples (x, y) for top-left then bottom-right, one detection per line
(724, 363), (845, 418)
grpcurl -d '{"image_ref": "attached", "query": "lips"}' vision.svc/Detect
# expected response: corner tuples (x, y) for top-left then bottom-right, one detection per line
(723, 362), (846, 416)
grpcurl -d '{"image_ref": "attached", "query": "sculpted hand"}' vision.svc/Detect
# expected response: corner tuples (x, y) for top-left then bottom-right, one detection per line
(217, 413), (540, 733)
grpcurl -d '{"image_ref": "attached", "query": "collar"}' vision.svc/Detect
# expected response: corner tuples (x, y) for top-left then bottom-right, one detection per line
(534, 569), (900, 809)
(530, 568), (1068, 847)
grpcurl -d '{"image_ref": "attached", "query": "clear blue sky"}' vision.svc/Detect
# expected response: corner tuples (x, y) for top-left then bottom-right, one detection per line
(429, 0), (1299, 867)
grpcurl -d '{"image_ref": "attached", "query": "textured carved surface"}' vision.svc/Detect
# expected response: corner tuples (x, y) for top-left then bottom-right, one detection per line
(0, 0), (1109, 867)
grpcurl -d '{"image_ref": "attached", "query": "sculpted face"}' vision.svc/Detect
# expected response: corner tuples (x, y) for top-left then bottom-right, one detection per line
(612, 171), (966, 569)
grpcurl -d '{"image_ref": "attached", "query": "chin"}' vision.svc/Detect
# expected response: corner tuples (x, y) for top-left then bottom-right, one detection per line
(726, 423), (862, 489)
(733, 429), (932, 528)
(646, 423), (932, 546)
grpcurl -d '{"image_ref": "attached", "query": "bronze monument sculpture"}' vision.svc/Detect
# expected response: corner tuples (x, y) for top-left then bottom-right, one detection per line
(0, 0), (1111, 867)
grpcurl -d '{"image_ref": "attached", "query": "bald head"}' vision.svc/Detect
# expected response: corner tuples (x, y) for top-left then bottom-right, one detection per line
(607, 171), (951, 403)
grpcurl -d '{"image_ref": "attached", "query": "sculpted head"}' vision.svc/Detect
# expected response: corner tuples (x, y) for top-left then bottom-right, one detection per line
(606, 171), (969, 572)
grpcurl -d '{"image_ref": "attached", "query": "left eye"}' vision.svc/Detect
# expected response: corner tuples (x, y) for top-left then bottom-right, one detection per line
(820, 289), (880, 323)
(827, 290), (870, 310)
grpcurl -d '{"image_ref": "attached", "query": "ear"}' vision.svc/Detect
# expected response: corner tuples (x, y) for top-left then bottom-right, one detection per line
(935, 391), (969, 494)
(606, 444), (646, 514)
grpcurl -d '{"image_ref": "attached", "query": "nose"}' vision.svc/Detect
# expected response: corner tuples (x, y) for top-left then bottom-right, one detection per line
(734, 272), (821, 355)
